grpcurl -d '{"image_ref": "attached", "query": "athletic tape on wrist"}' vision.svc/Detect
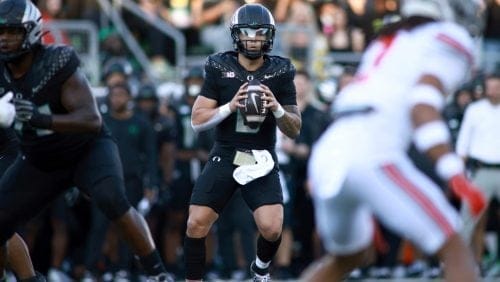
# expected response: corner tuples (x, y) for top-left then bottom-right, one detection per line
(413, 120), (450, 152)
(273, 105), (285, 118)
(191, 103), (232, 132)
(436, 153), (464, 180)
(219, 103), (231, 116)
(409, 84), (445, 111)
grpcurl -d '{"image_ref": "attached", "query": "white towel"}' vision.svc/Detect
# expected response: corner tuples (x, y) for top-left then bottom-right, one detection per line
(233, 150), (274, 185)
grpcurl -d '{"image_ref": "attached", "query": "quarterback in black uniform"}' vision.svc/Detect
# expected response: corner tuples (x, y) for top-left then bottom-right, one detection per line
(184, 4), (301, 281)
(0, 1), (170, 281)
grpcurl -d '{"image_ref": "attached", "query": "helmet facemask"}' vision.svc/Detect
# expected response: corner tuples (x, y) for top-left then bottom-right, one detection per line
(229, 4), (276, 60)
(231, 25), (275, 59)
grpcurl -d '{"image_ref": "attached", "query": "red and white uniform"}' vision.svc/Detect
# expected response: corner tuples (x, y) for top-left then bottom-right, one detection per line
(308, 21), (474, 255)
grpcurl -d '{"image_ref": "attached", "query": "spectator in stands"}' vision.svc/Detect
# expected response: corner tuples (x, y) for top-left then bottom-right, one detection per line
(39, 0), (71, 45)
(191, 0), (243, 54)
(158, 0), (202, 56)
(443, 84), (475, 147)
(277, 0), (319, 71)
(122, 0), (176, 77)
(344, 0), (373, 46)
(318, 2), (364, 53)
(482, 0), (500, 74)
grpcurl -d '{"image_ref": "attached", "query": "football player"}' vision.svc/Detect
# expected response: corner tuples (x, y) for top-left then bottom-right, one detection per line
(0, 0), (171, 281)
(0, 126), (43, 281)
(185, 3), (301, 281)
(302, 0), (486, 281)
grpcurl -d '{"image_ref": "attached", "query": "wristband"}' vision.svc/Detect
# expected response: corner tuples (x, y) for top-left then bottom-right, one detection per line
(436, 153), (464, 180)
(29, 113), (53, 129)
(413, 120), (450, 152)
(191, 103), (232, 133)
(273, 105), (285, 118)
(219, 103), (231, 116)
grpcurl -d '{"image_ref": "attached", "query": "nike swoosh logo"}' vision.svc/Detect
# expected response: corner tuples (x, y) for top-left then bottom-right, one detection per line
(250, 93), (259, 113)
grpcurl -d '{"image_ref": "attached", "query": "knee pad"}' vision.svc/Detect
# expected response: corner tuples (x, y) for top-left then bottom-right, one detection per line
(90, 176), (131, 220)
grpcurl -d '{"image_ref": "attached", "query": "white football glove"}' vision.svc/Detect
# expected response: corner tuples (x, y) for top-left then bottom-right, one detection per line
(0, 92), (15, 128)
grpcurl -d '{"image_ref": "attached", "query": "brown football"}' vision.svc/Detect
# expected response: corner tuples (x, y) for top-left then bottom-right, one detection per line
(240, 79), (268, 129)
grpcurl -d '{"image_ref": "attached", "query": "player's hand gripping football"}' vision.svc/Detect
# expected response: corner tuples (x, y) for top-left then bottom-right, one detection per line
(230, 82), (249, 112)
(449, 174), (486, 217)
(260, 84), (281, 112)
(14, 98), (38, 122)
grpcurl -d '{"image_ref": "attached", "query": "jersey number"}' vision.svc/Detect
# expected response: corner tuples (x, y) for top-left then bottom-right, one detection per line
(235, 111), (261, 133)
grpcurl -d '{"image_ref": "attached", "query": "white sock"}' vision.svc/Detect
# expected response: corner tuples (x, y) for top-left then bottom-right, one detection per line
(256, 257), (271, 269)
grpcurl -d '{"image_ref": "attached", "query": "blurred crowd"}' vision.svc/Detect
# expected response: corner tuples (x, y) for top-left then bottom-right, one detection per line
(10, 0), (500, 281)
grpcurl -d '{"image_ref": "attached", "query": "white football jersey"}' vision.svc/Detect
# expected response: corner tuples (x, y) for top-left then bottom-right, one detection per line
(309, 22), (475, 199)
(333, 21), (474, 155)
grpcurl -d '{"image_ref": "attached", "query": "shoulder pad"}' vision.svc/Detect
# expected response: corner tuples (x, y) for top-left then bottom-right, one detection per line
(430, 22), (474, 63)
(260, 55), (295, 81)
(205, 51), (247, 80)
(32, 45), (80, 94)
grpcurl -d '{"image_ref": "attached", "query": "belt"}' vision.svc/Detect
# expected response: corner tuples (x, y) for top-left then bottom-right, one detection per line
(468, 158), (500, 169)
(332, 106), (375, 121)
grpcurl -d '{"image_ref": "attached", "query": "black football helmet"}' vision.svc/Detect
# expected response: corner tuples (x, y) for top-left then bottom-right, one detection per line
(0, 0), (42, 62)
(230, 4), (275, 59)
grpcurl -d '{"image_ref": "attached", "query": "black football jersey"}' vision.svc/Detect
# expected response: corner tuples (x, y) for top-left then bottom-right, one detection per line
(0, 45), (102, 169)
(0, 127), (17, 155)
(200, 51), (296, 149)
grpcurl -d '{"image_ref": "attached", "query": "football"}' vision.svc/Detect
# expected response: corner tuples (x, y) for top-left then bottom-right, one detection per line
(240, 79), (268, 129)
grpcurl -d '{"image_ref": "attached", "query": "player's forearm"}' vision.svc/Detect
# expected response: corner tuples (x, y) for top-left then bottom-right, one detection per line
(411, 104), (451, 162)
(160, 143), (175, 184)
(50, 110), (102, 133)
(411, 103), (466, 182)
(191, 103), (231, 132)
(276, 105), (301, 139)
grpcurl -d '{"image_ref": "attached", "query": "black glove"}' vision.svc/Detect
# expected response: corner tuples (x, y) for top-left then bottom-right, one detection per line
(14, 99), (52, 129)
